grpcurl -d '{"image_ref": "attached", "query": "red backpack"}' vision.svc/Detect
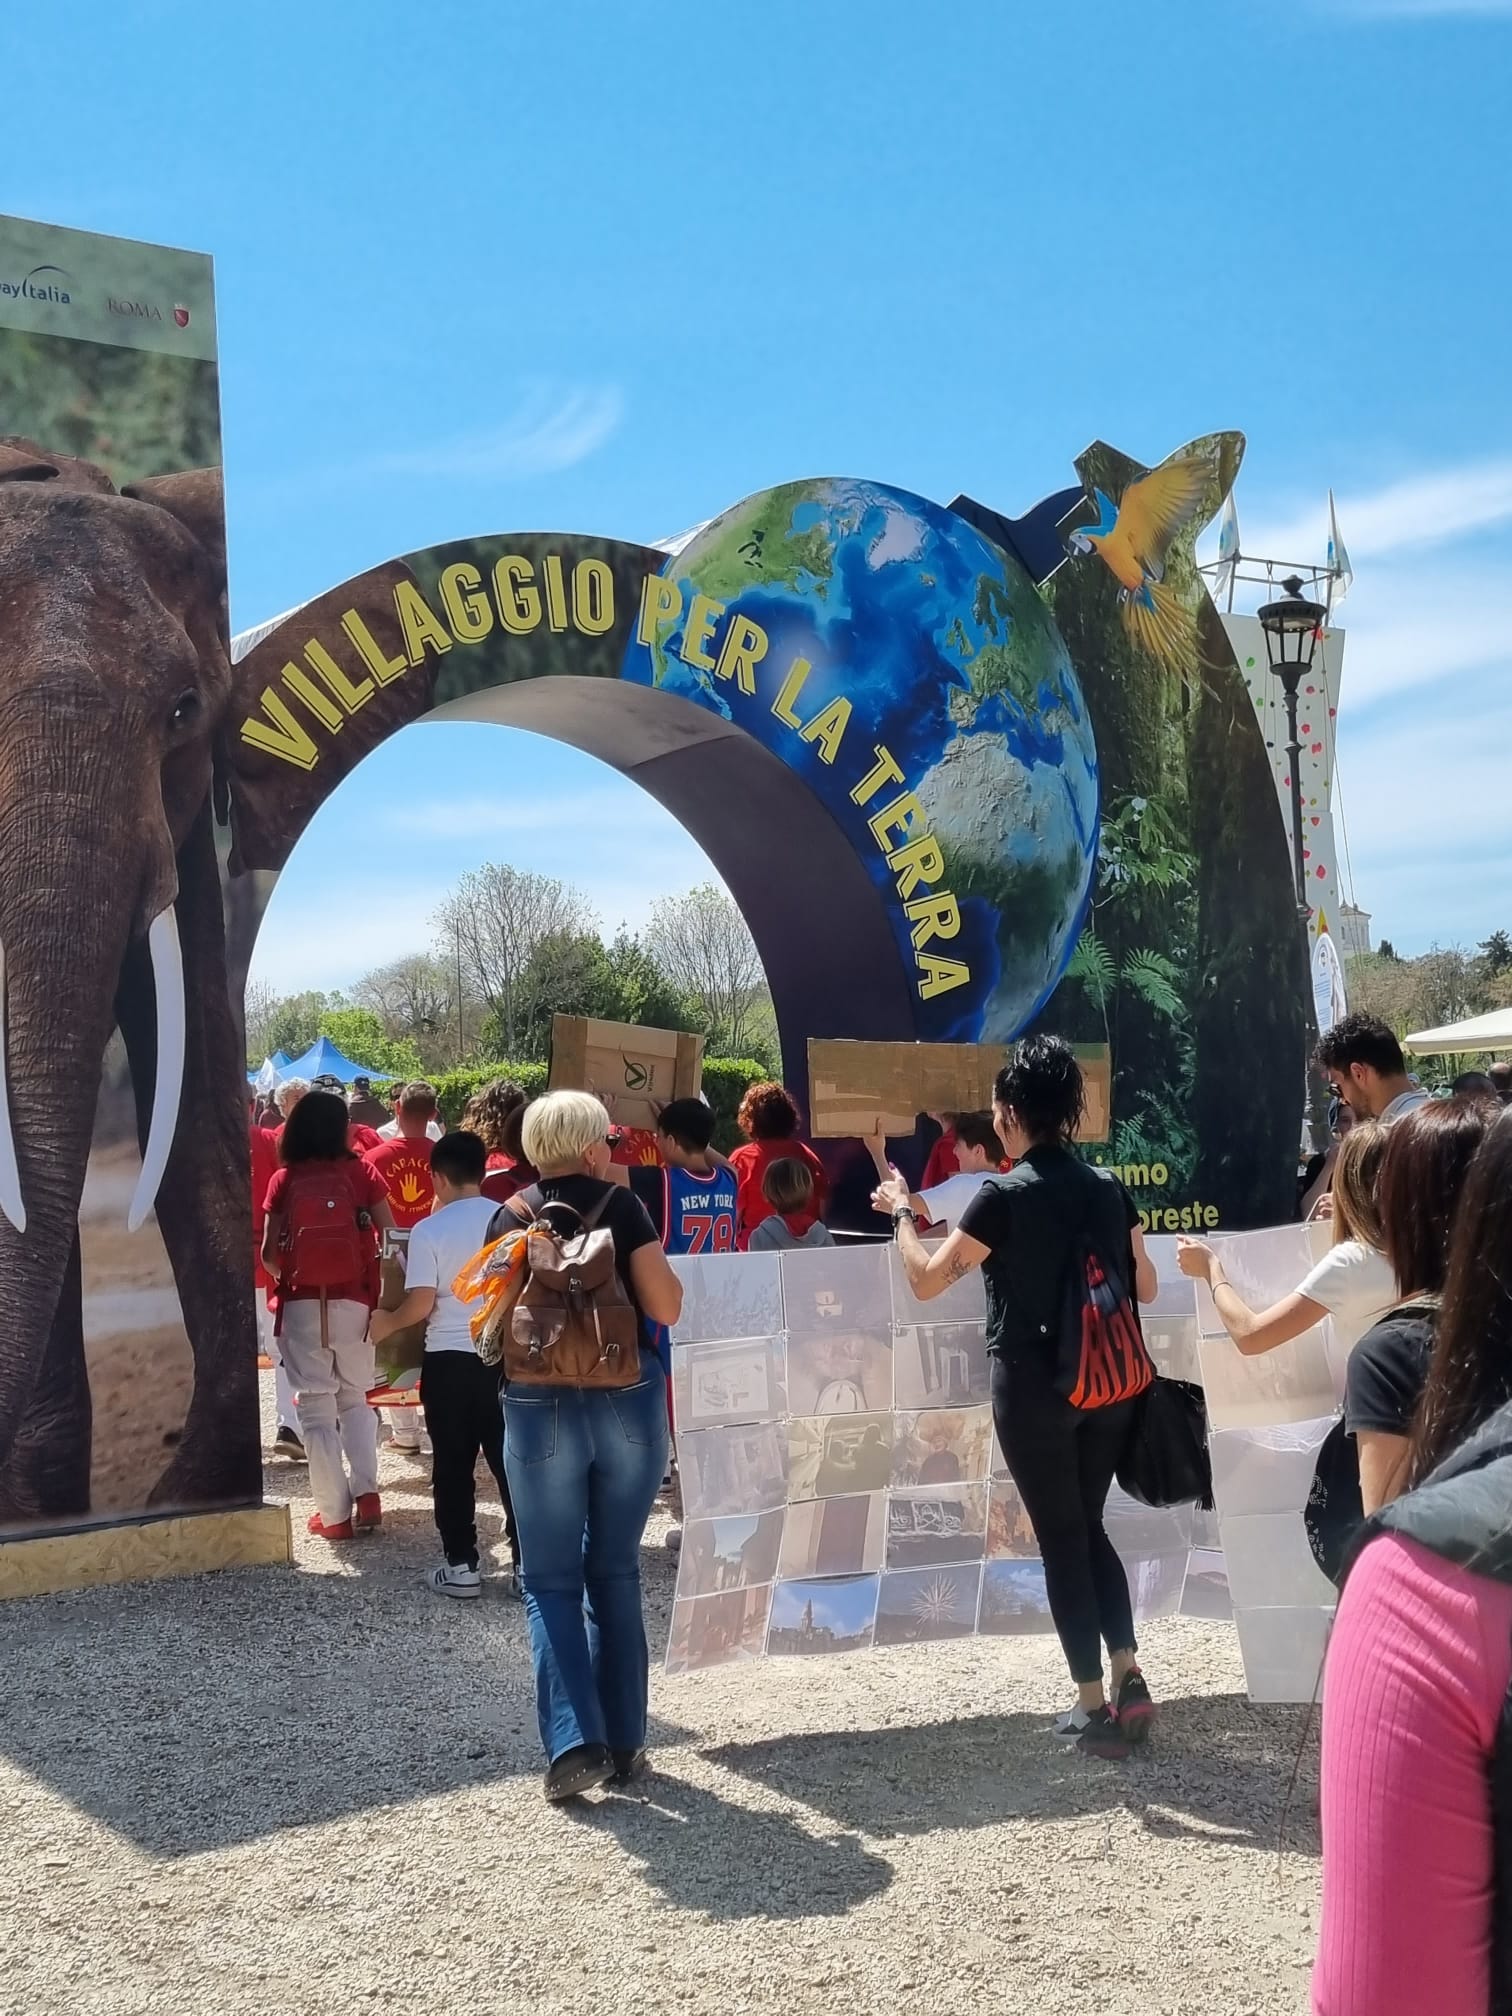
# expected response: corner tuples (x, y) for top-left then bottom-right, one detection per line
(1055, 1167), (1154, 1411)
(275, 1165), (377, 1343)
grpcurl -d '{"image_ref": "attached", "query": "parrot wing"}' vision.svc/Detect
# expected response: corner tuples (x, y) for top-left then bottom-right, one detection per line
(1118, 577), (1197, 675)
(1115, 455), (1212, 581)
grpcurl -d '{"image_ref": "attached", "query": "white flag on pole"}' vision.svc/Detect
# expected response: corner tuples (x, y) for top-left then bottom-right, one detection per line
(1327, 490), (1353, 608)
(1212, 488), (1240, 600)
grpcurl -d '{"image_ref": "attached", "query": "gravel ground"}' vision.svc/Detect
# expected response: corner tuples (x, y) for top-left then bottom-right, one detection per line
(0, 1375), (1322, 2016)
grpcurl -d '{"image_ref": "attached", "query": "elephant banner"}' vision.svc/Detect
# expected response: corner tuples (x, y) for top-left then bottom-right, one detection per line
(0, 206), (1309, 1555)
(0, 213), (255, 1541)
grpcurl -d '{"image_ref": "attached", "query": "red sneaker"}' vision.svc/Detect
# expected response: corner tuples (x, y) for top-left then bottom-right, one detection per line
(352, 1493), (382, 1533)
(307, 1512), (354, 1542)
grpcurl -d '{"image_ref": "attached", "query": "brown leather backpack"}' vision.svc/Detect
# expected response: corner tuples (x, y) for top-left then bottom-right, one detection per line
(500, 1186), (641, 1389)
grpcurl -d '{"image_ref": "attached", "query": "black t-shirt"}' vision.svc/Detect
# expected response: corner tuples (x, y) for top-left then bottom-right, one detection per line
(957, 1143), (1139, 1368)
(1345, 1305), (1438, 1438)
(508, 1175), (661, 1360)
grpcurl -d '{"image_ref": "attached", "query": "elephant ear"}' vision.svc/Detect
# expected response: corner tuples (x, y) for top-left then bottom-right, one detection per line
(0, 435), (117, 492)
(123, 466), (226, 578)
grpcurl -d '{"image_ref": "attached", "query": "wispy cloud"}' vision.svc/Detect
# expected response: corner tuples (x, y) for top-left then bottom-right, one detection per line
(383, 790), (633, 839)
(373, 382), (623, 482)
(1235, 457), (1512, 566)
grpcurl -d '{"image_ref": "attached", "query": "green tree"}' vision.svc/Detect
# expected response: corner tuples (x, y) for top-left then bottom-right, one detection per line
(258, 990), (329, 1063)
(1479, 930), (1512, 976)
(317, 1006), (425, 1084)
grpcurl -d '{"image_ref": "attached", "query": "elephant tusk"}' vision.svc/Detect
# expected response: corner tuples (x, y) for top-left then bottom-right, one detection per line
(127, 907), (186, 1234)
(0, 938), (26, 1234)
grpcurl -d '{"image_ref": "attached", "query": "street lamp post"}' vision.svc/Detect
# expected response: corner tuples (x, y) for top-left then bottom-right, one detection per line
(1257, 575), (1327, 929)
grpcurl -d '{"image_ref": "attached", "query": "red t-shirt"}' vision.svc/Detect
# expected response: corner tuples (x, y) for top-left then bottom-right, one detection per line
(363, 1136), (436, 1229)
(921, 1129), (959, 1191)
(727, 1138), (830, 1248)
(250, 1125), (280, 1297)
(348, 1123), (382, 1156)
(263, 1157), (388, 1303)
(485, 1151), (514, 1172)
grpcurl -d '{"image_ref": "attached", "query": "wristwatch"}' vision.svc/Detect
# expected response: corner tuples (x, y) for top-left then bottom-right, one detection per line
(892, 1206), (920, 1230)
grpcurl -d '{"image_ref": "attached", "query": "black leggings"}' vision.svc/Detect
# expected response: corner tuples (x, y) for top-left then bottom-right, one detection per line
(991, 1355), (1136, 1685)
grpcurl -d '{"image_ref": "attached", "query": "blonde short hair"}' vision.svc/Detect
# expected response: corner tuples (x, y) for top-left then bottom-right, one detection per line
(521, 1091), (610, 1173)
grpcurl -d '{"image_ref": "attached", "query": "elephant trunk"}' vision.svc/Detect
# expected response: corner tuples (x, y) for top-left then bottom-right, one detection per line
(0, 756), (184, 1469)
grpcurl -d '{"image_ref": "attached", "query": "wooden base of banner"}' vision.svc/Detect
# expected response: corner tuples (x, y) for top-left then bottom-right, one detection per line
(0, 1502), (291, 1602)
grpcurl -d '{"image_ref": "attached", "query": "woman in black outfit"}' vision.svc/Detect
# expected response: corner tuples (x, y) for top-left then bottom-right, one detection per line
(873, 1036), (1158, 1758)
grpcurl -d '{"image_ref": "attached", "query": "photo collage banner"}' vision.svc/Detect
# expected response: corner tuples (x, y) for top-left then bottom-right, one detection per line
(667, 1223), (1341, 1703)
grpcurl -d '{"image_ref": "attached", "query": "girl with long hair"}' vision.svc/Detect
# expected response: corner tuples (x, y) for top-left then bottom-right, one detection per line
(1314, 1107), (1512, 2014)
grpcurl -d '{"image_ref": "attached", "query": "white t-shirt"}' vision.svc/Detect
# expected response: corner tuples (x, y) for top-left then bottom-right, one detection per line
(378, 1116), (444, 1142)
(403, 1194), (500, 1353)
(918, 1171), (994, 1231)
(1297, 1238), (1397, 1357)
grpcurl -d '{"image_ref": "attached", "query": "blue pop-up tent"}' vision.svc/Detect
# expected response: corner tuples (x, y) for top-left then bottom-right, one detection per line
(278, 1036), (393, 1086)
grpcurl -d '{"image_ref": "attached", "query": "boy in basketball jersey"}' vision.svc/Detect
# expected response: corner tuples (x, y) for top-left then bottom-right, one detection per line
(628, 1098), (738, 1554)
(630, 1098), (739, 1260)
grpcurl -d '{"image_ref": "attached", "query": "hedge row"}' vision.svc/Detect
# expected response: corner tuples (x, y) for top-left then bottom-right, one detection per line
(429, 1057), (770, 1152)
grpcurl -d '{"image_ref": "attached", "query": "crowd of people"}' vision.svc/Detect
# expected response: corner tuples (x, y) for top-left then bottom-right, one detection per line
(248, 1014), (1512, 2009)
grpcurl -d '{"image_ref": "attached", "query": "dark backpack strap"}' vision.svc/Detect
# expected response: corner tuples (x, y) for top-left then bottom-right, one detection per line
(579, 1183), (617, 1233)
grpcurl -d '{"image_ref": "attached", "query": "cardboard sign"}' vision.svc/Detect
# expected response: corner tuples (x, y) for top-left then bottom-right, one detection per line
(807, 1039), (1111, 1143)
(549, 1015), (704, 1132)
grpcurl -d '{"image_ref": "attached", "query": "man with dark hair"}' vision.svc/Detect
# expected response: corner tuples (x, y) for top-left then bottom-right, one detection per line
(1314, 1013), (1428, 1124)
(865, 1110), (1003, 1230)
(372, 1129), (519, 1599)
(348, 1074), (389, 1131)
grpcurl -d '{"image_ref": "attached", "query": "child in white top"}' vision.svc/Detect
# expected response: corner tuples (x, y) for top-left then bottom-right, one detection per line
(372, 1130), (518, 1598)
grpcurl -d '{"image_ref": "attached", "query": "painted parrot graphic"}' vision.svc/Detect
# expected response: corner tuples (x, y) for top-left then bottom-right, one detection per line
(1067, 446), (1217, 674)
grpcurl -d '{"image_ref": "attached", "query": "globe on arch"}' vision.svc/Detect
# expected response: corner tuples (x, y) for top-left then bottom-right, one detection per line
(622, 477), (1099, 1041)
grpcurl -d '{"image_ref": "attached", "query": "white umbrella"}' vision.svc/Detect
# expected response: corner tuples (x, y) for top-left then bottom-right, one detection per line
(1403, 1007), (1512, 1056)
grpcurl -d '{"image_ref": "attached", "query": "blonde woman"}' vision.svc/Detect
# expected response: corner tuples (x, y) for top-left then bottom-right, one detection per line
(499, 1091), (683, 1802)
(1176, 1122), (1394, 1358)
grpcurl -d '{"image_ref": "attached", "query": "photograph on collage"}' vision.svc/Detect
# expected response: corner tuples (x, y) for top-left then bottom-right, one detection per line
(788, 1413), (893, 1500)
(665, 1584), (775, 1675)
(670, 1252), (784, 1345)
(891, 1406), (994, 1488)
(672, 1337), (787, 1431)
(777, 1492), (887, 1579)
(677, 1421), (789, 1520)
(875, 1565), (984, 1645)
(780, 1242), (893, 1340)
(977, 1559), (1056, 1635)
(767, 1575), (879, 1657)
(784, 1327), (892, 1415)
(676, 1509), (787, 1600)
(892, 1322), (991, 1409)
(885, 1483), (988, 1570)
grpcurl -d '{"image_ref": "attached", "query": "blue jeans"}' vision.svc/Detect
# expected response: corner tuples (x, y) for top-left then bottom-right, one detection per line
(502, 1364), (670, 1764)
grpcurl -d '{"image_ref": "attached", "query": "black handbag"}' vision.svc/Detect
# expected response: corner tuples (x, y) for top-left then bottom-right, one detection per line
(1116, 1377), (1214, 1510)
(1304, 1416), (1364, 1588)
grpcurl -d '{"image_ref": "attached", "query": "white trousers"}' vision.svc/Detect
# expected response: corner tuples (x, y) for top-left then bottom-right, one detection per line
(258, 1300), (299, 1433)
(277, 1299), (379, 1527)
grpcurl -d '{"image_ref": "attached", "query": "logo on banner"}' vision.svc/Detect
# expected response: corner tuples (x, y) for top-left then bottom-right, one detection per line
(108, 297), (164, 322)
(1312, 922), (1347, 1036)
(0, 263), (72, 305)
(173, 304), (190, 327)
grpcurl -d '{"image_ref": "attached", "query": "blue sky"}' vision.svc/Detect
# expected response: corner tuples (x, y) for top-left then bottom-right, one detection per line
(5, 0), (1511, 989)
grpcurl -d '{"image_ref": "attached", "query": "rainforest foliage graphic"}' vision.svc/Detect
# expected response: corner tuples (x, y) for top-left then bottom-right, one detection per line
(1036, 435), (1306, 1229)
